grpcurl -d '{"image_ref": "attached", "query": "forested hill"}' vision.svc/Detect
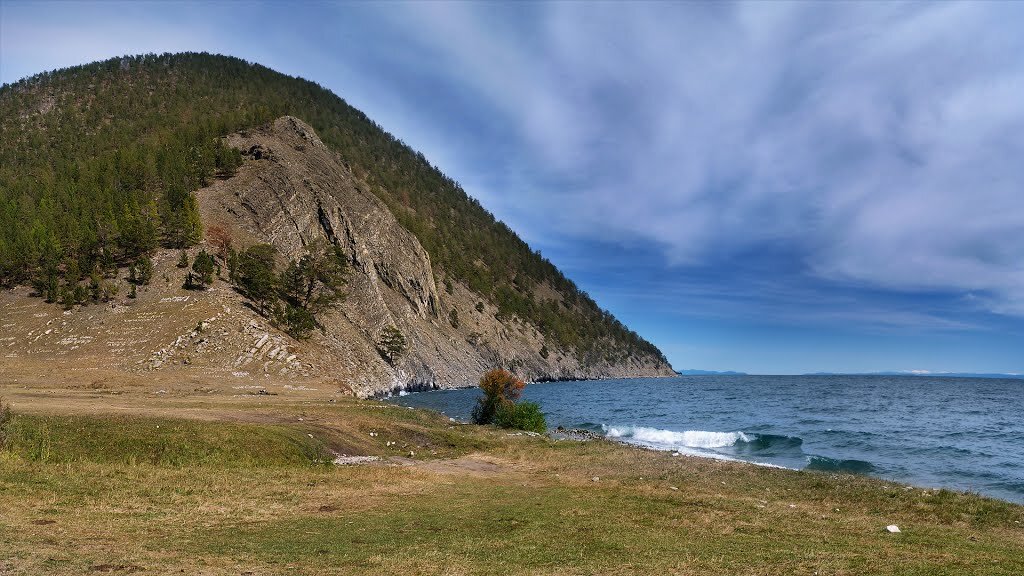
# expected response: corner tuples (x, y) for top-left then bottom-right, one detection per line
(0, 52), (668, 367)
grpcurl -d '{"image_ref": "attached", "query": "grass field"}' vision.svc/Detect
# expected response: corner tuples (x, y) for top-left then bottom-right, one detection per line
(1, 380), (1022, 575)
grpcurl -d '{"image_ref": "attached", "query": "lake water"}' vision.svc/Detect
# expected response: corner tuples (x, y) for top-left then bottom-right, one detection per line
(387, 375), (1024, 504)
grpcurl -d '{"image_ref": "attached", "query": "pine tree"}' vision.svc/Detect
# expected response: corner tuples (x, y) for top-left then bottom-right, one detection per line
(278, 241), (348, 314)
(191, 250), (215, 287)
(134, 256), (153, 285)
(234, 244), (278, 313)
(377, 326), (407, 364)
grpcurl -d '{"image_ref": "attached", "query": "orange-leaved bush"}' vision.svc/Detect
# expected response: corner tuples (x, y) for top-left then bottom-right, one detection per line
(471, 369), (547, 433)
(471, 369), (525, 425)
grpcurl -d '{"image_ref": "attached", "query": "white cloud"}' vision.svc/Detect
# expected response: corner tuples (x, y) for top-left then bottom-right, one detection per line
(382, 2), (1024, 315)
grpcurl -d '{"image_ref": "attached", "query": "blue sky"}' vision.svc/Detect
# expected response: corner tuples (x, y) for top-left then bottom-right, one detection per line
(3, 1), (1023, 374)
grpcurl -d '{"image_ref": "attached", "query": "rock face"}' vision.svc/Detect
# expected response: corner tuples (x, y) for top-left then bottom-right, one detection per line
(198, 116), (673, 395)
(0, 116), (673, 397)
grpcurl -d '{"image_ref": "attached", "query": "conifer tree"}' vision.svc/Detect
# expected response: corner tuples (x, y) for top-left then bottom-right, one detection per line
(191, 250), (215, 287)
(134, 256), (153, 285)
(377, 326), (407, 364)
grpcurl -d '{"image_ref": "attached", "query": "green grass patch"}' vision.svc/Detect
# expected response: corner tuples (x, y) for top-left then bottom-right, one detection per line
(2, 413), (331, 467)
(182, 475), (1024, 575)
(1, 402), (1021, 574)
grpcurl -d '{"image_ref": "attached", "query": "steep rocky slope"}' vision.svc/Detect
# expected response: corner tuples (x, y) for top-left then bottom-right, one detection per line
(1, 116), (673, 396)
(201, 116), (674, 393)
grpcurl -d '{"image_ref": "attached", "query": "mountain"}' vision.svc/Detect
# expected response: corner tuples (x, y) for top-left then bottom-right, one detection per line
(0, 53), (673, 395)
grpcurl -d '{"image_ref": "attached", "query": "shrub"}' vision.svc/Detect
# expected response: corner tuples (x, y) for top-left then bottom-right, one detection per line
(471, 368), (525, 425)
(207, 225), (234, 262)
(494, 400), (546, 433)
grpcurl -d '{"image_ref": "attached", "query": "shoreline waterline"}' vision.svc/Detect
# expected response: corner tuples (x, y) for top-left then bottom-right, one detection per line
(386, 374), (1024, 504)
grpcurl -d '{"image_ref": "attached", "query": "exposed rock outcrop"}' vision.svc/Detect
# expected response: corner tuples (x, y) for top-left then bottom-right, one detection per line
(198, 116), (673, 395)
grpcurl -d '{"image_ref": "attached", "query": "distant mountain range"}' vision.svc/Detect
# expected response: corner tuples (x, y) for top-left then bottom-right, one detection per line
(675, 369), (1022, 380)
(804, 371), (1024, 380)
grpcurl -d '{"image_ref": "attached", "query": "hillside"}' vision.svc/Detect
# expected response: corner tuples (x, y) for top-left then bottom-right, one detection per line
(0, 53), (673, 394)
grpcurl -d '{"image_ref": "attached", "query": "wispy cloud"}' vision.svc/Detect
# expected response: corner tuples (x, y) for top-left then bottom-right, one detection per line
(374, 2), (1024, 317)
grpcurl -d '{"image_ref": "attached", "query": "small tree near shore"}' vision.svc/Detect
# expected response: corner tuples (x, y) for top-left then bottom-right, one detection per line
(472, 369), (524, 426)
(471, 369), (546, 433)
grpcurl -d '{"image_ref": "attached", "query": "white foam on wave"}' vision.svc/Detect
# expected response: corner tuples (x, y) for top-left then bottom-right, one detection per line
(602, 425), (793, 470)
(603, 425), (751, 449)
(674, 449), (792, 470)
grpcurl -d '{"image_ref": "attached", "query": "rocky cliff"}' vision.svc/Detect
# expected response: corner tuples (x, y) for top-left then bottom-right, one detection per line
(201, 116), (674, 394)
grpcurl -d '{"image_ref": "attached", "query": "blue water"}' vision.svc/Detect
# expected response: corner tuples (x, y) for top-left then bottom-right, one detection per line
(387, 375), (1024, 504)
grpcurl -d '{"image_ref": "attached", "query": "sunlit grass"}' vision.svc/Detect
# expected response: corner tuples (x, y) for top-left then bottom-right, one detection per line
(1, 405), (1021, 575)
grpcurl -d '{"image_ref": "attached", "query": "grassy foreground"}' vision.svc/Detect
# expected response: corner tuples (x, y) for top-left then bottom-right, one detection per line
(1, 394), (1022, 575)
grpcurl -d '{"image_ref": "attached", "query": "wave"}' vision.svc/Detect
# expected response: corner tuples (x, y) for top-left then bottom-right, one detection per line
(601, 425), (808, 453)
(601, 425), (799, 470)
(805, 455), (875, 474)
(734, 433), (804, 453)
(603, 425), (750, 449)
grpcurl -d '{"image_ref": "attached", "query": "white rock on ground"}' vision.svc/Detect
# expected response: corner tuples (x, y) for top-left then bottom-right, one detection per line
(332, 455), (380, 465)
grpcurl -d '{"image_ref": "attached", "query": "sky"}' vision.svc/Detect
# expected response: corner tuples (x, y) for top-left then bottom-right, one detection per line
(3, 1), (1023, 374)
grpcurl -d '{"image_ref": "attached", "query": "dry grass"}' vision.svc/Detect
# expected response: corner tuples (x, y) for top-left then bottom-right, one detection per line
(0, 377), (1022, 575)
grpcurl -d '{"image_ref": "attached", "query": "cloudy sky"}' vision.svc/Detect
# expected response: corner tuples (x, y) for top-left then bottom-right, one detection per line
(4, 1), (1023, 374)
